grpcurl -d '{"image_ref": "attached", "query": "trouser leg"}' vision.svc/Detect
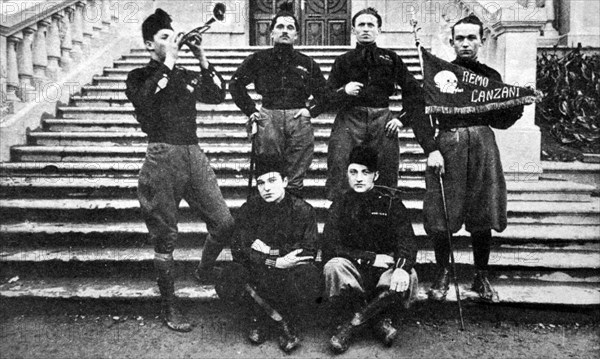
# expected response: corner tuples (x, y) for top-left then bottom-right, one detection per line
(283, 110), (314, 193)
(183, 145), (235, 273)
(325, 110), (366, 200)
(367, 108), (399, 189)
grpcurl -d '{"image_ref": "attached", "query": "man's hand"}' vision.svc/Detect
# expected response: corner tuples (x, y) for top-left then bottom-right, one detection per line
(373, 254), (395, 269)
(275, 249), (313, 269)
(344, 82), (364, 96)
(427, 150), (445, 176)
(164, 31), (183, 69)
(246, 112), (260, 140)
(389, 268), (410, 292)
(385, 118), (402, 138)
(186, 33), (209, 69)
(293, 108), (311, 119)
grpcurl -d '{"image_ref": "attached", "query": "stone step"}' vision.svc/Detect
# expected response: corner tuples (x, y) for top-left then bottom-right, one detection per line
(9, 144), (425, 162)
(2, 245), (599, 270)
(55, 105), (406, 118)
(541, 161), (600, 189)
(25, 131), (419, 147)
(1, 276), (598, 306)
(1, 198), (598, 237)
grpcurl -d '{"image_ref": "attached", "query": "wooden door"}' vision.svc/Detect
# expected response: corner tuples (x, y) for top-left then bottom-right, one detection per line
(249, 0), (350, 46)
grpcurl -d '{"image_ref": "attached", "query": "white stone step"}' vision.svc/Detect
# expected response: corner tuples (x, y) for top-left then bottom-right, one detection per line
(1, 276), (598, 306)
(2, 245), (599, 270)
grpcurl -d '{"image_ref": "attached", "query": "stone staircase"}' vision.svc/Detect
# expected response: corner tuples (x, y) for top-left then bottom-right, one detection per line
(1, 46), (599, 306)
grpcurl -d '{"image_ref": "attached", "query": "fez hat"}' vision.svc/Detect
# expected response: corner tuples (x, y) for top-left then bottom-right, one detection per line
(142, 8), (173, 41)
(254, 156), (287, 179)
(348, 145), (379, 172)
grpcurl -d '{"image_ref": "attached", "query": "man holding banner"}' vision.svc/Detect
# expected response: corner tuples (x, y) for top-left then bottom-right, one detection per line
(412, 15), (538, 303)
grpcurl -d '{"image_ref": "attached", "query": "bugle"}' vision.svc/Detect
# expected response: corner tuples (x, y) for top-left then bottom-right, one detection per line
(180, 3), (226, 46)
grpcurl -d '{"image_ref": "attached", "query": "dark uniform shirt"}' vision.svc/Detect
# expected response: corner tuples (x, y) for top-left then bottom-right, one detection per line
(229, 43), (328, 117)
(232, 192), (318, 269)
(125, 59), (225, 145)
(327, 42), (425, 122)
(412, 57), (524, 154)
(323, 186), (418, 272)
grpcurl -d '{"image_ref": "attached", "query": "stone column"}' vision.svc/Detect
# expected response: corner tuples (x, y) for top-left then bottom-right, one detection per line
(0, 36), (8, 106)
(558, 0), (600, 46)
(539, 0), (559, 46)
(17, 27), (36, 102)
(101, 0), (112, 31)
(33, 19), (51, 84)
(6, 34), (22, 102)
(46, 13), (63, 81)
(70, 4), (84, 62)
(60, 8), (74, 73)
(81, 1), (93, 55)
(488, 8), (546, 180)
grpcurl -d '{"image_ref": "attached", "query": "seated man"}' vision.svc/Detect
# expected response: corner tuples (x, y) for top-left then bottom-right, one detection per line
(322, 145), (418, 354)
(216, 157), (321, 354)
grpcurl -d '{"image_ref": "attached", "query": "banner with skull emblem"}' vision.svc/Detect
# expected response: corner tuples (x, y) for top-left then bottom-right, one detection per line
(420, 47), (539, 115)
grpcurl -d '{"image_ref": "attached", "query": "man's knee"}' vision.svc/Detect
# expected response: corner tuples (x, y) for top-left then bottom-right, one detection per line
(323, 257), (351, 278)
(215, 263), (249, 302)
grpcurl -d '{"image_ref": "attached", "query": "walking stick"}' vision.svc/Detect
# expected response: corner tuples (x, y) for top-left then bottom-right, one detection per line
(439, 175), (466, 331)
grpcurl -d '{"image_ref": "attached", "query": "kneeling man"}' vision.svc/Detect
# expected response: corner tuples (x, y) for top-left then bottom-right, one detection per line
(323, 146), (418, 354)
(216, 157), (320, 353)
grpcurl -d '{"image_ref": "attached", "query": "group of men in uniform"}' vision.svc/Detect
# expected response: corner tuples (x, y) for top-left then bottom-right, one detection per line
(126, 3), (523, 355)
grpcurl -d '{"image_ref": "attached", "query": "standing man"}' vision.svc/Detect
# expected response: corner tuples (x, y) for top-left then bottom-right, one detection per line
(126, 9), (234, 332)
(325, 7), (426, 200)
(322, 146), (418, 354)
(216, 157), (321, 353)
(412, 15), (524, 303)
(229, 3), (328, 194)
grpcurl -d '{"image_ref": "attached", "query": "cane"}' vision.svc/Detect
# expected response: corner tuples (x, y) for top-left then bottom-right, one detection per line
(247, 121), (257, 200)
(439, 175), (466, 331)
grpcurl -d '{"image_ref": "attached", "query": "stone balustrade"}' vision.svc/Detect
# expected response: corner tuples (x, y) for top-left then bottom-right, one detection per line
(0, 0), (122, 114)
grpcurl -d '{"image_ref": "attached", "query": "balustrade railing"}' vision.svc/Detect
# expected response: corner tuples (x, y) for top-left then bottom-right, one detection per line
(1, 0), (122, 113)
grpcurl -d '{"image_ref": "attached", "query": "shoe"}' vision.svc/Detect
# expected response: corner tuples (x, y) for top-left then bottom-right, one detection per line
(471, 270), (499, 303)
(277, 321), (300, 353)
(162, 303), (192, 332)
(428, 267), (450, 302)
(373, 318), (398, 347)
(247, 317), (267, 345)
(329, 320), (354, 354)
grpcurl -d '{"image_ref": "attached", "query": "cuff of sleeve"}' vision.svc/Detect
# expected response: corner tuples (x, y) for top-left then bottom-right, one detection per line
(200, 63), (214, 77)
(423, 140), (438, 155)
(265, 258), (277, 267)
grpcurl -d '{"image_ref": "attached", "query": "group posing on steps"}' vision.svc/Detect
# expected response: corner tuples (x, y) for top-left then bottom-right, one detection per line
(125, 4), (525, 355)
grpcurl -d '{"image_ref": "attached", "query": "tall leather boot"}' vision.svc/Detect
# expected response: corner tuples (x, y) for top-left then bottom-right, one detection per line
(329, 291), (399, 354)
(471, 230), (499, 302)
(428, 266), (450, 301)
(471, 270), (499, 303)
(194, 234), (224, 282)
(155, 256), (192, 332)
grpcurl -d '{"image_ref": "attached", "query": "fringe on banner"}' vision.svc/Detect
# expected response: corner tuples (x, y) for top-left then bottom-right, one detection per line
(425, 96), (538, 115)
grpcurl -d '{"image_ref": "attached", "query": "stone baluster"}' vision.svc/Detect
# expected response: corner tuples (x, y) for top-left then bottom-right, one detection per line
(17, 27), (36, 102)
(81, 1), (93, 55)
(46, 12), (63, 81)
(32, 19), (50, 84)
(60, 8), (74, 73)
(6, 34), (22, 102)
(70, 4), (84, 62)
(101, 0), (112, 31)
(542, 0), (559, 39)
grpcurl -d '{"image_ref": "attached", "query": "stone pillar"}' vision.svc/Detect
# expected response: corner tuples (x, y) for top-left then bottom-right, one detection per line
(81, 1), (93, 55)
(0, 36), (8, 106)
(46, 13), (63, 81)
(558, 0), (600, 47)
(70, 4), (84, 62)
(101, 0), (112, 31)
(539, 0), (559, 46)
(17, 27), (36, 102)
(60, 8), (74, 73)
(488, 8), (546, 180)
(88, 0), (104, 36)
(33, 19), (51, 84)
(6, 35), (22, 102)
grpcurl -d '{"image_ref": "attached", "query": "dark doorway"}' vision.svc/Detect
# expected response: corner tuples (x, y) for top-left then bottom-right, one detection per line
(250, 0), (351, 46)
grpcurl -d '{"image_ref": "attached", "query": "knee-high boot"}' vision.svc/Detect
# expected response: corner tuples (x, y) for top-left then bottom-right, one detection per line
(195, 234), (224, 282)
(155, 254), (192, 332)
